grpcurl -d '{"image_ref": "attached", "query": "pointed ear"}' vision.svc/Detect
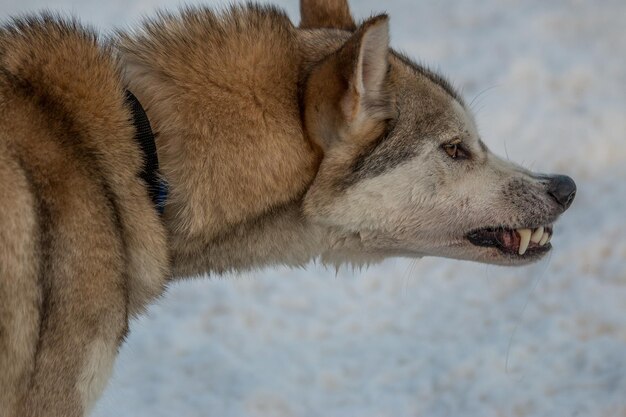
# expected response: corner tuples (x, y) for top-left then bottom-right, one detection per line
(338, 15), (390, 123)
(303, 15), (392, 151)
(300, 0), (356, 31)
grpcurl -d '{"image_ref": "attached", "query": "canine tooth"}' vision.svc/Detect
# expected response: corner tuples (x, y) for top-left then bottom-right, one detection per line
(530, 226), (544, 243)
(518, 229), (532, 255)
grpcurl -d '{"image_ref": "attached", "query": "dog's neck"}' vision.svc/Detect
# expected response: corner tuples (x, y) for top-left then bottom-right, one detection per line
(163, 199), (380, 278)
(131, 97), (334, 278)
(167, 204), (327, 277)
(117, 10), (361, 279)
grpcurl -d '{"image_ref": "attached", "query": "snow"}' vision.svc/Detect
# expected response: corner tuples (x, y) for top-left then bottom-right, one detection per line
(2, 0), (625, 415)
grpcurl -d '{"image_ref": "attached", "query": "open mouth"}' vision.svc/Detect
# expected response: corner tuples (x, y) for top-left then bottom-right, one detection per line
(466, 225), (553, 257)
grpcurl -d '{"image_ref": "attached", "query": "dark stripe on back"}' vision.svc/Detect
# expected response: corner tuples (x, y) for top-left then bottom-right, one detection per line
(14, 154), (51, 392)
(6, 68), (131, 341)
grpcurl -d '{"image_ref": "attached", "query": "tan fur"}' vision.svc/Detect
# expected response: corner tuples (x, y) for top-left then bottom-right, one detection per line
(0, 17), (167, 416)
(300, 0), (356, 30)
(116, 5), (401, 278)
(0, 1), (574, 415)
(118, 6), (322, 245)
(0, 139), (41, 415)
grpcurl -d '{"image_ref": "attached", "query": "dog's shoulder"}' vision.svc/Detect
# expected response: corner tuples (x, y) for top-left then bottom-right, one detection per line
(118, 4), (322, 241)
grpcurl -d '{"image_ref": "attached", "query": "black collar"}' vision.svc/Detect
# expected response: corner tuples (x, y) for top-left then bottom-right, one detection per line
(125, 90), (167, 214)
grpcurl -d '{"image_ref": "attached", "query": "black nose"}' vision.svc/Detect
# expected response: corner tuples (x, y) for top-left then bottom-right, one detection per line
(547, 175), (576, 209)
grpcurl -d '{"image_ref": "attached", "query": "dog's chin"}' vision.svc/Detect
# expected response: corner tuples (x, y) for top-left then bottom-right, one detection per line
(463, 225), (553, 266)
(460, 242), (551, 266)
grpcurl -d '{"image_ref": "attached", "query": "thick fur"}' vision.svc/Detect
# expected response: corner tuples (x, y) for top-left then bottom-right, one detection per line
(0, 1), (574, 415)
(0, 17), (167, 417)
(300, 0), (355, 30)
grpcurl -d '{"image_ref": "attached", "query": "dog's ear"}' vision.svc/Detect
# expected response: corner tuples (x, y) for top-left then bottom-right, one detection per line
(338, 15), (390, 124)
(300, 0), (356, 31)
(304, 15), (392, 151)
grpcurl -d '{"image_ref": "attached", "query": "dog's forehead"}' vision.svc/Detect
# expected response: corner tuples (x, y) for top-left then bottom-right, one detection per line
(388, 53), (473, 140)
(451, 99), (480, 143)
(390, 51), (464, 105)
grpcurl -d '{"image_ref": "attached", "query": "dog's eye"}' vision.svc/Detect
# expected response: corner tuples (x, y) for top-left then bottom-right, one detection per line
(442, 143), (468, 160)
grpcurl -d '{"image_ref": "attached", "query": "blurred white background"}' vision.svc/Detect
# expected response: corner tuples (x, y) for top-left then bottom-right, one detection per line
(1, 0), (625, 416)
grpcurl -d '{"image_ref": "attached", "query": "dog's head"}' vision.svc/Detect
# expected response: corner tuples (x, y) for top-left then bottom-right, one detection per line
(300, 1), (576, 266)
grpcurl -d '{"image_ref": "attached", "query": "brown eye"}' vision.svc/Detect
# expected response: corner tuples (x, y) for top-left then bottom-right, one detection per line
(442, 142), (468, 160)
(444, 144), (458, 158)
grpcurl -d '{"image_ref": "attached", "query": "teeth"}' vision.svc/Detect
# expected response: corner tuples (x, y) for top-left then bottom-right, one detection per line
(545, 233), (552, 244)
(530, 226), (544, 243)
(539, 232), (550, 246)
(517, 228), (532, 255)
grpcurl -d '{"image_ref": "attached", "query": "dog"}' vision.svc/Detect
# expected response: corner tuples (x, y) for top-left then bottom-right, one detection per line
(0, 0), (576, 415)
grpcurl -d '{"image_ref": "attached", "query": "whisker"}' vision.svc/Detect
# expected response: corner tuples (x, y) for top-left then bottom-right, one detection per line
(469, 84), (500, 109)
(401, 259), (418, 299)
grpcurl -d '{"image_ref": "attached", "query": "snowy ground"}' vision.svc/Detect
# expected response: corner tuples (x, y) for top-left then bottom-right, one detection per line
(2, 0), (625, 416)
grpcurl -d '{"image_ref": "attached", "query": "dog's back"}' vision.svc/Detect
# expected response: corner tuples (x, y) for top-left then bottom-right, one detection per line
(0, 17), (167, 416)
